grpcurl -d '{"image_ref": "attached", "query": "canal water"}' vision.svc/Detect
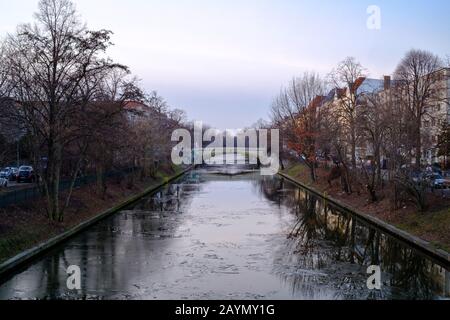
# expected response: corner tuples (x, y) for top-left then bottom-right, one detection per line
(0, 167), (449, 300)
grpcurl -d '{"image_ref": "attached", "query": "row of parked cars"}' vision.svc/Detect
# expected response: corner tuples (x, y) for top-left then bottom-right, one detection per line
(411, 171), (450, 189)
(0, 166), (36, 187)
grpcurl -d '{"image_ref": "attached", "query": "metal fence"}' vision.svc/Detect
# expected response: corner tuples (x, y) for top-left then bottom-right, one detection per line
(0, 167), (137, 208)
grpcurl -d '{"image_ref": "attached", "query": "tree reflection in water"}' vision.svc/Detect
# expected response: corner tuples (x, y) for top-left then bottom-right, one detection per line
(1, 170), (447, 300)
(33, 178), (202, 300)
(256, 177), (449, 300)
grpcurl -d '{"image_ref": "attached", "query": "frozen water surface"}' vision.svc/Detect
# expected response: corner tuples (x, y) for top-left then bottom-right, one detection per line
(0, 167), (449, 300)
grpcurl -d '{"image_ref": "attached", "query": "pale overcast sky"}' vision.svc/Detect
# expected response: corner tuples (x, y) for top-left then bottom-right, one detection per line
(1, 0), (450, 129)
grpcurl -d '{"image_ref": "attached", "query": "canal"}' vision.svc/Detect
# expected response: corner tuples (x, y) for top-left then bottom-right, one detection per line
(0, 166), (449, 300)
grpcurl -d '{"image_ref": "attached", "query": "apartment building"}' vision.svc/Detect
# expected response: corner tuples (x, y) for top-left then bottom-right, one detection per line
(318, 77), (386, 164)
(318, 68), (450, 166)
(421, 68), (450, 164)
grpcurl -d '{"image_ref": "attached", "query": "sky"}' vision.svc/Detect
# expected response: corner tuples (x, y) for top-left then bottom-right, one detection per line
(1, 0), (450, 129)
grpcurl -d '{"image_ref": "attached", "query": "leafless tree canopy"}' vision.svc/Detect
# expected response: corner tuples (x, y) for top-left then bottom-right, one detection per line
(272, 51), (449, 210)
(0, 0), (186, 221)
(394, 49), (444, 167)
(271, 72), (326, 181)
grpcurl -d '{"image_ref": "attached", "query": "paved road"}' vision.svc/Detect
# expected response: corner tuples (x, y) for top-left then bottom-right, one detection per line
(0, 181), (36, 194)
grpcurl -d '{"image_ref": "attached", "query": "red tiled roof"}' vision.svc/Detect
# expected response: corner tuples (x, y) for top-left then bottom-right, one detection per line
(351, 77), (366, 94)
(123, 100), (149, 111)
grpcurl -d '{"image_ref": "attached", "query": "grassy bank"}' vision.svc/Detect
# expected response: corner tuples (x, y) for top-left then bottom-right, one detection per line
(394, 207), (450, 252)
(0, 164), (185, 264)
(282, 163), (450, 253)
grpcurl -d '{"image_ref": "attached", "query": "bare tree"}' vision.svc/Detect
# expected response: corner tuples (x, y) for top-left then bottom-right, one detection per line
(2, 0), (131, 221)
(169, 108), (188, 125)
(318, 103), (352, 193)
(148, 90), (168, 114)
(0, 45), (11, 99)
(271, 72), (325, 181)
(393, 49), (444, 168)
(357, 91), (388, 201)
(329, 57), (367, 168)
(437, 121), (450, 168)
(70, 69), (143, 202)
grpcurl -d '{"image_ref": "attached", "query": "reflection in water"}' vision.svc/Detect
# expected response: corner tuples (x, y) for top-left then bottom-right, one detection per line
(0, 168), (448, 300)
(258, 177), (449, 300)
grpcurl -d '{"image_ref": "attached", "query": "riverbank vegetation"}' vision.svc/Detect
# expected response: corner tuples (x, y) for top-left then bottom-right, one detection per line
(272, 56), (449, 208)
(270, 52), (450, 252)
(0, 163), (183, 264)
(0, 0), (188, 222)
(282, 163), (450, 252)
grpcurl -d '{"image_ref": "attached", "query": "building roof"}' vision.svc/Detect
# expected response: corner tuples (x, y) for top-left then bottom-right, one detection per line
(323, 88), (346, 103)
(354, 77), (385, 95)
(308, 95), (326, 109)
(123, 100), (149, 111)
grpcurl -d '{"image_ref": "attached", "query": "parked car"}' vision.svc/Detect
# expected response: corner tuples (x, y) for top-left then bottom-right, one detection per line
(0, 167), (18, 181)
(0, 168), (8, 179)
(432, 166), (443, 176)
(0, 177), (8, 188)
(425, 173), (446, 189)
(10, 167), (19, 181)
(17, 166), (35, 183)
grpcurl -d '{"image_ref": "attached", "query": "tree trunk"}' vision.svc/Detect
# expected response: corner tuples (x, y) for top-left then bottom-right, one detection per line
(45, 140), (62, 222)
(309, 164), (316, 182)
(351, 141), (357, 169)
(50, 158), (61, 222)
(62, 151), (86, 216)
(375, 145), (382, 187)
(415, 118), (422, 168)
(368, 185), (378, 202)
(54, 147), (63, 222)
(351, 120), (357, 169)
(279, 156), (285, 171)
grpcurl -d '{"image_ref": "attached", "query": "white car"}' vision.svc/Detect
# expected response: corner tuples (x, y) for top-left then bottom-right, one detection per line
(426, 173), (445, 189)
(0, 177), (8, 188)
